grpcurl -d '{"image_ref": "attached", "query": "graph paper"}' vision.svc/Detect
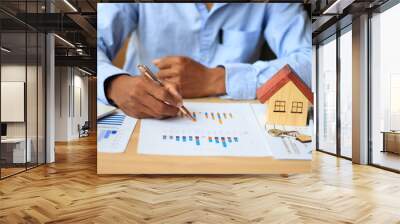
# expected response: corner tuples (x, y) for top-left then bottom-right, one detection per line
(138, 102), (271, 157)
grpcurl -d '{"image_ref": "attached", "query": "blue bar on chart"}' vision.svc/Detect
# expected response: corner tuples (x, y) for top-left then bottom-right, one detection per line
(99, 129), (118, 142)
(98, 114), (125, 126)
(221, 137), (227, 148)
(195, 136), (200, 145)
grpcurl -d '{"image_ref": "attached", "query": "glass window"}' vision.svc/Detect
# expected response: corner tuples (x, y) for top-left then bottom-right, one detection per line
(317, 36), (337, 154)
(0, 0), (46, 179)
(291, 101), (303, 113)
(339, 28), (352, 158)
(1, 32), (28, 178)
(274, 101), (286, 112)
(371, 3), (400, 171)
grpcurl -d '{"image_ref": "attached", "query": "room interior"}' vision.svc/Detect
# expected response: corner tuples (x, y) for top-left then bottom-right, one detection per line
(0, 0), (399, 223)
(0, 0), (97, 178)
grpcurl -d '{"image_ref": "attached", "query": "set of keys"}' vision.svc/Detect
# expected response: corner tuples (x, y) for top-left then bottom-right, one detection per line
(267, 128), (311, 143)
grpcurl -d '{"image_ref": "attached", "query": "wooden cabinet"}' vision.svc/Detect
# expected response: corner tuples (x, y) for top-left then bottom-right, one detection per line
(382, 131), (400, 154)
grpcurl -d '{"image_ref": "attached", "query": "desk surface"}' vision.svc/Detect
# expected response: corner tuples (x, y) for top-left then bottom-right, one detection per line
(97, 98), (312, 174)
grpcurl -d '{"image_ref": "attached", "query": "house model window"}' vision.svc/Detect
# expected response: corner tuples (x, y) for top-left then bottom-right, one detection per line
(291, 101), (303, 113)
(274, 101), (286, 112)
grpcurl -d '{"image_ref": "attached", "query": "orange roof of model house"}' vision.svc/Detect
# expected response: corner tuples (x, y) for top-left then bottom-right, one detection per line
(256, 64), (313, 104)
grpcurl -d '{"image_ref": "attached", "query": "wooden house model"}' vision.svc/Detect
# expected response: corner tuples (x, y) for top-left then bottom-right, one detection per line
(256, 65), (313, 126)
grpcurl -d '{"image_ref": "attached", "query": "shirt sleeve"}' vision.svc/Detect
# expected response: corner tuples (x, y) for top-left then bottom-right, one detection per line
(97, 4), (139, 104)
(223, 3), (312, 100)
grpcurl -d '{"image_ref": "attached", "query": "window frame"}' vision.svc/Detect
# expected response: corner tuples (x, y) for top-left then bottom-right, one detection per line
(291, 101), (304, 114)
(273, 100), (286, 112)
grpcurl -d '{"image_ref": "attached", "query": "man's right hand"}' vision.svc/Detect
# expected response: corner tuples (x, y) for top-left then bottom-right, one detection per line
(106, 75), (182, 119)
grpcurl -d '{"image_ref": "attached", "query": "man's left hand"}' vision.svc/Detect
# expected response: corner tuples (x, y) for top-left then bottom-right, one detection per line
(153, 56), (226, 98)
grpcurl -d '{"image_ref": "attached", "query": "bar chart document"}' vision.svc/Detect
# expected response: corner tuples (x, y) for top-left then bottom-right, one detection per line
(138, 102), (271, 157)
(98, 112), (137, 153)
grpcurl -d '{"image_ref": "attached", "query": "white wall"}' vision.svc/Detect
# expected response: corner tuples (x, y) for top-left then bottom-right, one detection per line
(54, 67), (89, 141)
(1, 65), (36, 138)
(1, 64), (46, 164)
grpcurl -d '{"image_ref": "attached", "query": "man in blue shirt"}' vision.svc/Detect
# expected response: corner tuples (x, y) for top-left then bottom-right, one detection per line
(98, 3), (311, 119)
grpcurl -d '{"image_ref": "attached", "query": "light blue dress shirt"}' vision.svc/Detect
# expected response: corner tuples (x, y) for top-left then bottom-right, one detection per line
(97, 3), (311, 104)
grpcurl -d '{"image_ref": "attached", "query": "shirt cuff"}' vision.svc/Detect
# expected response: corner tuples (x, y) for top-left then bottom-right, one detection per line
(222, 63), (259, 100)
(97, 62), (131, 105)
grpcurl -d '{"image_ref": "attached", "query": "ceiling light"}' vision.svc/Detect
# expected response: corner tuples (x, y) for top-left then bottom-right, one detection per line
(322, 0), (355, 15)
(1, 47), (11, 53)
(54, 34), (75, 48)
(78, 67), (92, 76)
(63, 0), (78, 12)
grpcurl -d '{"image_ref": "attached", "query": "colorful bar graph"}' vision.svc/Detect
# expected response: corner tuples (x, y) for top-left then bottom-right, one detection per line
(161, 135), (239, 149)
(99, 129), (118, 141)
(189, 111), (234, 125)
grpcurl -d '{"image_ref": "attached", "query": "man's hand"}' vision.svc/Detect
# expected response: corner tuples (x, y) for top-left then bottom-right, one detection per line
(153, 56), (226, 98)
(106, 75), (182, 119)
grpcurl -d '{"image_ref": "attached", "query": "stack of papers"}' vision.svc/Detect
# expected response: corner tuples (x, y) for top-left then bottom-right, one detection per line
(97, 112), (137, 153)
(97, 101), (312, 160)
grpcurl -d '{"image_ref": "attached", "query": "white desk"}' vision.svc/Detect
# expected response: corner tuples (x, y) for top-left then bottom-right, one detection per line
(1, 138), (31, 163)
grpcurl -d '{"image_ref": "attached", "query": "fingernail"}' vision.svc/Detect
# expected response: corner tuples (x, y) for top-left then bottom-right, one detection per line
(153, 59), (160, 64)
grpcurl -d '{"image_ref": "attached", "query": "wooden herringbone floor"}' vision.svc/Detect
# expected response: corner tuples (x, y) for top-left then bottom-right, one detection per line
(1, 135), (400, 224)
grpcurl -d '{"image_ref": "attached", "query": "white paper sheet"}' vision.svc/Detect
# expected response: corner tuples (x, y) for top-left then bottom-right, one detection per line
(97, 111), (137, 153)
(138, 102), (271, 157)
(97, 100), (117, 119)
(250, 104), (313, 160)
